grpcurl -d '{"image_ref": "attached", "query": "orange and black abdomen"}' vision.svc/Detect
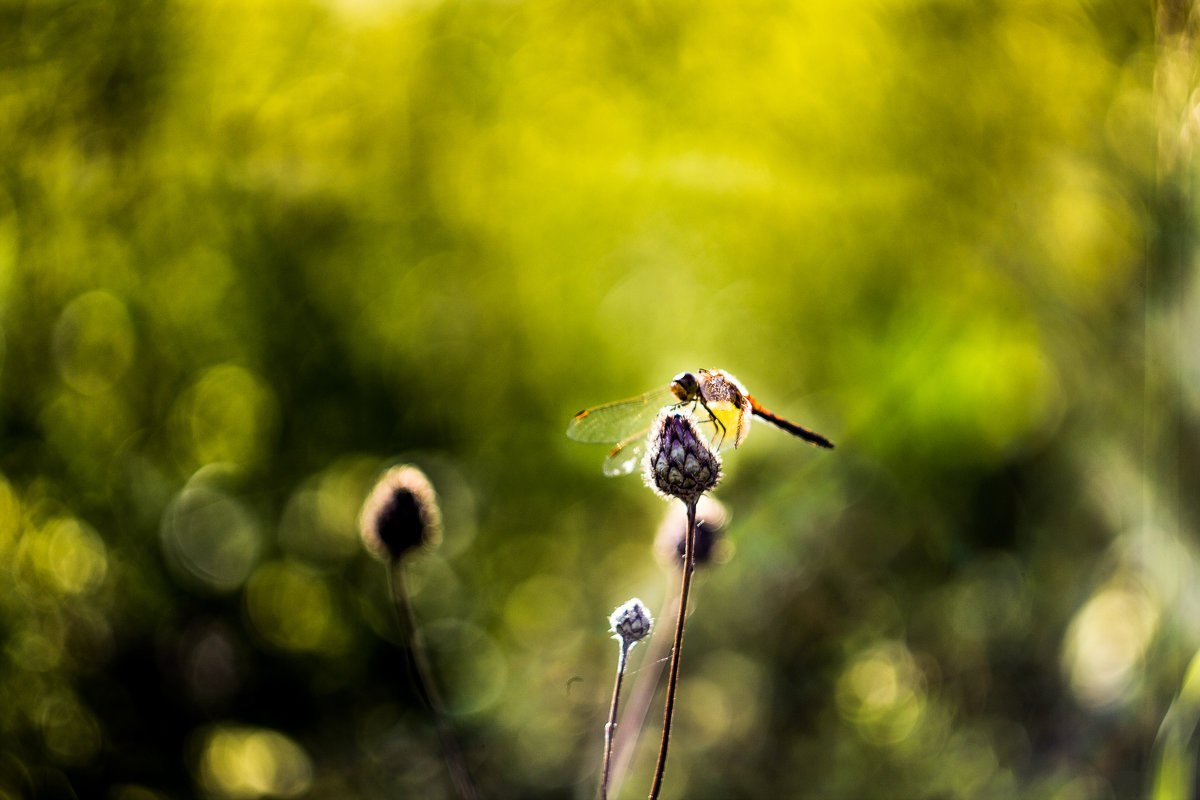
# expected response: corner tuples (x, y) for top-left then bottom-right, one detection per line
(747, 397), (834, 449)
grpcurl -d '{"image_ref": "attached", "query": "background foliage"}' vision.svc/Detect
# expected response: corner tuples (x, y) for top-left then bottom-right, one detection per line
(0, 0), (1197, 798)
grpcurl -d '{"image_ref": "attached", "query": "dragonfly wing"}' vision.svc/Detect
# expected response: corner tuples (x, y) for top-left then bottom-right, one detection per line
(601, 405), (731, 476)
(602, 429), (651, 476)
(566, 386), (675, 443)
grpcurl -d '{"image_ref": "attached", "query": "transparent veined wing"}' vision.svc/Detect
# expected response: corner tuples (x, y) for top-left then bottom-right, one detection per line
(566, 386), (676, 444)
(601, 428), (654, 476)
(599, 405), (729, 477)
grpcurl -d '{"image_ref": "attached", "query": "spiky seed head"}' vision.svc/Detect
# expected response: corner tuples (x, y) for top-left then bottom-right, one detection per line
(643, 412), (721, 503)
(656, 495), (729, 571)
(359, 465), (443, 563)
(609, 598), (653, 647)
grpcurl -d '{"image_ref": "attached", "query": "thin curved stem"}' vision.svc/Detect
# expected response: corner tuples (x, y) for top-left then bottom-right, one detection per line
(601, 642), (630, 800)
(648, 499), (697, 800)
(608, 579), (676, 800)
(388, 563), (480, 800)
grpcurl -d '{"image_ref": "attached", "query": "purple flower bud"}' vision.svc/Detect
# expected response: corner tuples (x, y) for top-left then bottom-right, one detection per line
(643, 412), (721, 503)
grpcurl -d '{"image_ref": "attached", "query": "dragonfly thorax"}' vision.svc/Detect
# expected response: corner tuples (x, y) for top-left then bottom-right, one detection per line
(697, 369), (747, 407)
(694, 369), (753, 450)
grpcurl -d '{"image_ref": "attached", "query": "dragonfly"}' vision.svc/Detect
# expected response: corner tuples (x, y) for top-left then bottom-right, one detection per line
(567, 368), (834, 476)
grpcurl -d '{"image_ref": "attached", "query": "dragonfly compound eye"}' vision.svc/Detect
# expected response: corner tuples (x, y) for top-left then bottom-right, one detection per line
(670, 372), (699, 402)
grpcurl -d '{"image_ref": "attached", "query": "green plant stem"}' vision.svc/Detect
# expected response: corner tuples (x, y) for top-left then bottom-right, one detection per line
(601, 642), (630, 800)
(388, 563), (480, 800)
(609, 583), (676, 800)
(647, 499), (697, 800)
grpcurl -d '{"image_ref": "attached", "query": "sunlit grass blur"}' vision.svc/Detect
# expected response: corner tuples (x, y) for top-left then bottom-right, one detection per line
(0, 0), (1195, 797)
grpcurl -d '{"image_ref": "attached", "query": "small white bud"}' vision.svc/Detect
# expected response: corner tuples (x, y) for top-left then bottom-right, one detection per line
(609, 598), (653, 648)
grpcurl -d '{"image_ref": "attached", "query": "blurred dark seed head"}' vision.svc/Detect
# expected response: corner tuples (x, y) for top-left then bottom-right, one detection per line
(655, 495), (729, 571)
(359, 465), (443, 563)
(609, 597), (653, 648)
(643, 412), (721, 503)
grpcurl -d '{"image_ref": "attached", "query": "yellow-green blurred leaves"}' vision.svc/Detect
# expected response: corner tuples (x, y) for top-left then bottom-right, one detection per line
(676, 650), (766, 751)
(1031, 156), (1144, 310)
(0, 474), (112, 774)
(40, 388), (136, 488)
(278, 457), (380, 563)
(837, 640), (927, 748)
(146, 247), (241, 365)
(1062, 575), (1160, 710)
(10, 500), (109, 608)
(37, 689), (103, 766)
(1152, 649), (1200, 800)
(169, 365), (278, 472)
(194, 724), (313, 800)
(52, 290), (136, 396)
(423, 619), (506, 715)
(844, 278), (1062, 464)
(34, 518), (108, 597)
(161, 473), (262, 594)
(244, 560), (347, 654)
(37, 290), (140, 486)
(0, 475), (21, 566)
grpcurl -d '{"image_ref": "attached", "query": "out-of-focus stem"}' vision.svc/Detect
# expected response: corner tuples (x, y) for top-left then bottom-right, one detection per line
(388, 564), (480, 800)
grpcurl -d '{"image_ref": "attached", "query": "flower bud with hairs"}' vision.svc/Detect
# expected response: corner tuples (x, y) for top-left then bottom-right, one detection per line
(359, 464), (443, 563)
(357, 464), (476, 800)
(601, 598), (654, 800)
(610, 597), (653, 649)
(643, 412), (721, 503)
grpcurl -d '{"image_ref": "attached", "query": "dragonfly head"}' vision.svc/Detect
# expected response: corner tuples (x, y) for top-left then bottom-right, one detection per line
(670, 372), (700, 402)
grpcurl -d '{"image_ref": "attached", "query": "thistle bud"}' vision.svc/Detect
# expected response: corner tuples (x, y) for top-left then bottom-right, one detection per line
(643, 412), (721, 503)
(359, 465), (443, 563)
(609, 598), (653, 648)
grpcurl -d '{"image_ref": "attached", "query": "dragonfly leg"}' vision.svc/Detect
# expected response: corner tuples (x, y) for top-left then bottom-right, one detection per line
(697, 397), (727, 449)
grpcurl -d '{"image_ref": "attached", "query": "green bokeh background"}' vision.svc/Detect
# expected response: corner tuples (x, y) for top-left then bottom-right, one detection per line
(1, 0), (1197, 798)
